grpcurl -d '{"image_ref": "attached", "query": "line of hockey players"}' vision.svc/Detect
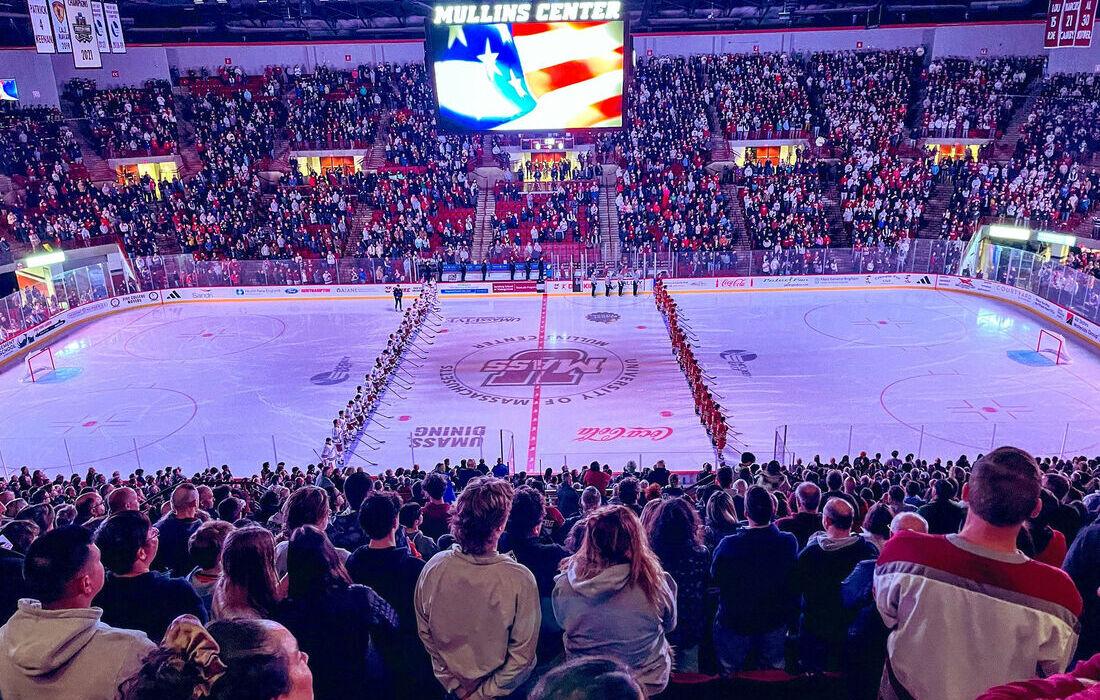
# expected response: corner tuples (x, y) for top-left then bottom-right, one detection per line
(320, 283), (442, 466)
(589, 268), (641, 297)
(654, 278), (730, 461)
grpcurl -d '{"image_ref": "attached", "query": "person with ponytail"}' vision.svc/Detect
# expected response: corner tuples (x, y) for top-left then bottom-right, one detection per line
(552, 505), (677, 696)
(120, 614), (313, 700)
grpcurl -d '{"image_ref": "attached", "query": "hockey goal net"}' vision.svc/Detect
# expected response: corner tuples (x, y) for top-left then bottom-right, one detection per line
(1036, 329), (1070, 365)
(26, 347), (55, 382)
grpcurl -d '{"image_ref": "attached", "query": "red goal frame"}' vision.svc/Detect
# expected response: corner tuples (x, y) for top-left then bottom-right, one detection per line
(1036, 329), (1070, 365)
(26, 347), (55, 382)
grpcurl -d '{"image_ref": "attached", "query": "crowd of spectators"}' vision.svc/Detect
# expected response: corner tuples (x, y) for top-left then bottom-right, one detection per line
(920, 56), (1045, 139)
(284, 65), (389, 150)
(707, 52), (814, 140)
(0, 108), (83, 179)
(806, 49), (920, 158)
(67, 79), (179, 158)
(0, 446), (1097, 700)
(838, 152), (934, 247)
(740, 156), (832, 250)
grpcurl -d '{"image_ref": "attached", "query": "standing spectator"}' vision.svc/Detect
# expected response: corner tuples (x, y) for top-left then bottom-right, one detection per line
(93, 510), (206, 641)
(1065, 520), (1100, 662)
(0, 526), (156, 699)
(327, 471), (372, 551)
(711, 486), (798, 673)
(794, 497), (877, 672)
(348, 492), (425, 630)
(645, 497), (709, 672)
(186, 519), (233, 614)
(875, 447), (1082, 700)
(399, 502), (439, 560)
(212, 525), (281, 621)
(553, 505), (677, 696)
(503, 486), (570, 663)
(275, 525), (400, 700)
(560, 486), (602, 549)
(0, 520), (35, 621)
(777, 481), (824, 549)
(419, 472), (452, 540)
(416, 477), (539, 700)
(583, 461), (612, 493)
(702, 490), (741, 552)
(276, 486), (347, 577)
(152, 483), (204, 577)
(556, 472), (580, 519)
(917, 478), (966, 534)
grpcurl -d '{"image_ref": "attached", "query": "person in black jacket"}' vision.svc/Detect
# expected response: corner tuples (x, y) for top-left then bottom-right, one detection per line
(1065, 521), (1100, 662)
(275, 525), (400, 700)
(346, 492), (436, 698)
(152, 484), (203, 577)
(93, 510), (206, 641)
(711, 486), (798, 672)
(917, 479), (966, 534)
(500, 487), (569, 665)
(0, 521), (35, 623)
(794, 497), (877, 673)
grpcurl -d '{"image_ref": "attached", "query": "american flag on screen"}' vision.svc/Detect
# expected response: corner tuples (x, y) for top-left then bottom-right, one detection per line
(432, 21), (624, 131)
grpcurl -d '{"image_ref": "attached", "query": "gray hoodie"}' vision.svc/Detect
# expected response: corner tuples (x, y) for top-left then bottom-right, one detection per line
(0, 599), (156, 700)
(552, 563), (677, 696)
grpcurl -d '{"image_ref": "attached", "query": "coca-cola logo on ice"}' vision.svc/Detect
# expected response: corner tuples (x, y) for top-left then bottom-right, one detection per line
(575, 427), (673, 442)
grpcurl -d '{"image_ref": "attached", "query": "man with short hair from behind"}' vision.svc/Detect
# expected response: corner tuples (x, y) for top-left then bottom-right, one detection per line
(875, 446), (1082, 700)
(917, 478), (966, 534)
(711, 486), (798, 672)
(152, 483), (203, 577)
(93, 510), (206, 641)
(416, 477), (540, 700)
(794, 496), (877, 672)
(776, 481), (824, 549)
(0, 526), (156, 699)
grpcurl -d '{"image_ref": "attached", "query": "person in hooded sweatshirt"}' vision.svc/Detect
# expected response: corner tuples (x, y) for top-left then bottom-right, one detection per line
(0, 525), (156, 700)
(416, 477), (540, 700)
(553, 504), (678, 696)
(793, 497), (877, 673)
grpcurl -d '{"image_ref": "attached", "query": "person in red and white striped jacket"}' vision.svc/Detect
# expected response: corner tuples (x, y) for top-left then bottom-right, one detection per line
(874, 446), (1083, 700)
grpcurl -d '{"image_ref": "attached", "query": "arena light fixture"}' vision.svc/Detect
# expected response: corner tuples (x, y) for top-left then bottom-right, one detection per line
(22, 251), (66, 267)
(1036, 231), (1076, 247)
(987, 224), (1031, 242)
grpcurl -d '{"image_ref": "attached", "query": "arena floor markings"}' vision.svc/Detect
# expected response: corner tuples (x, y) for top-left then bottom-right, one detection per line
(2, 289), (1097, 476)
(0, 300), (402, 474)
(673, 288), (1100, 461)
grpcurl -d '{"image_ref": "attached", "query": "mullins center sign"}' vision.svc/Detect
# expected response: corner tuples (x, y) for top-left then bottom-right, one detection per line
(432, 1), (623, 24)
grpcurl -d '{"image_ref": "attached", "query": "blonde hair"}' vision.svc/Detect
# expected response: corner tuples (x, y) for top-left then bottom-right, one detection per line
(564, 505), (667, 608)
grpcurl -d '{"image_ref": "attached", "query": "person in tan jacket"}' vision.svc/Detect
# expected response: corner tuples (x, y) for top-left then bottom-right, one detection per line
(0, 526), (156, 700)
(415, 477), (540, 700)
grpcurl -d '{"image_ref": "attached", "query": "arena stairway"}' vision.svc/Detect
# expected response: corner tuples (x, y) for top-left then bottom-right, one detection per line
(70, 128), (117, 183)
(917, 183), (952, 239)
(473, 186), (496, 259)
(598, 178), (617, 263)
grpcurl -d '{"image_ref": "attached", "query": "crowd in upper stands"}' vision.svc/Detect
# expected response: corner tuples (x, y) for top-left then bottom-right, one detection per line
(920, 56), (1046, 138)
(0, 445), (1098, 700)
(0, 51), (1097, 282)
(66, 79), (179, 158)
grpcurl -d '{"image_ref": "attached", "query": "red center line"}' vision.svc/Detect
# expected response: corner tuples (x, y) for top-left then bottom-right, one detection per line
(525, 294), (549, 472)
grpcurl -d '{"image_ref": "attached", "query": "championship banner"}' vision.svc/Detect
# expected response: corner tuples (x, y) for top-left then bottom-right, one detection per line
(103, 2), (124, 53)
(90, 1), (111, 53)
(28, 0), (56, 53)
(1076, 0), (1096, 45)
(64, 0), (101, 68)
(48, 0), (72, 53)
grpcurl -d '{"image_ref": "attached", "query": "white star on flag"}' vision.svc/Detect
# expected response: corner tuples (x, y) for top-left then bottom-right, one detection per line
(508, 70), (527, 98)
(447, 25), (467, 49)
(478, 39), (500, 78)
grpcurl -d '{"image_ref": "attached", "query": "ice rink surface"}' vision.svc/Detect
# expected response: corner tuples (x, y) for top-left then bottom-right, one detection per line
(0, 288), (1097, 477)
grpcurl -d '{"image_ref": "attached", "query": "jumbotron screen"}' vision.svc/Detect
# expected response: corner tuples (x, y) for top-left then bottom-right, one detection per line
(428, 2), (626, 131)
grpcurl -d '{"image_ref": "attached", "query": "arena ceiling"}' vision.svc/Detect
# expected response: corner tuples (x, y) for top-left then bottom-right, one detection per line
(0, 0), (1050, 46)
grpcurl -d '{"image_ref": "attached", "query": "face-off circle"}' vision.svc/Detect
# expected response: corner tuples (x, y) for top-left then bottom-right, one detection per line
(440, 335), (638, 402)
(124, 314), (287, 361)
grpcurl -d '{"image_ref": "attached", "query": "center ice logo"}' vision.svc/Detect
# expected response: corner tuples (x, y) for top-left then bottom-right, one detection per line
(480, 349), (607, 387)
